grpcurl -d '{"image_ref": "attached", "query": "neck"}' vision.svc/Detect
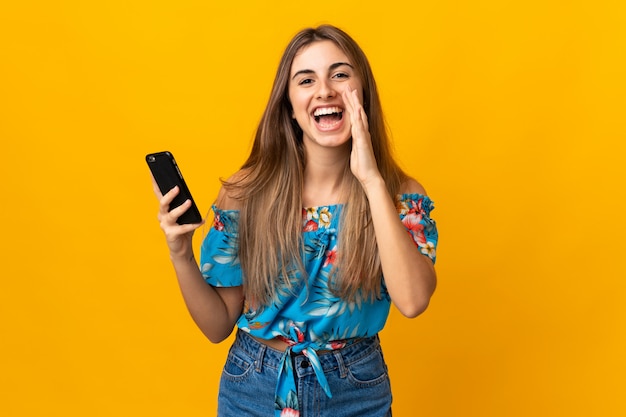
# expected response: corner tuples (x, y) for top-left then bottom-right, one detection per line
(302, 144), (351, 207)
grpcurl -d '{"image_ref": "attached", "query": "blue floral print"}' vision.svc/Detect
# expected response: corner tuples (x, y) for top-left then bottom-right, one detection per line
(200, 193), (438, 416)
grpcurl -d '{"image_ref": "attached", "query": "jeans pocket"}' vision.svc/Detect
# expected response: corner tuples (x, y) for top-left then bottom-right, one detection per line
(345, 347), (389, 388)
(221, 349), (255, 382)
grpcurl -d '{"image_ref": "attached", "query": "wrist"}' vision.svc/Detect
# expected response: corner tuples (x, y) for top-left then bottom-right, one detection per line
(361, 175), (386, 198)
(169, 249), (196, 264)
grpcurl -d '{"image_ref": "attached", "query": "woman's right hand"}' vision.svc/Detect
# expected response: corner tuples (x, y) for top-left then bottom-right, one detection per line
(151, 175), (204, 258)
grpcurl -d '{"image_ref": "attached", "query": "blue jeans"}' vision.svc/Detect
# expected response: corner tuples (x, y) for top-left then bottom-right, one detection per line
(217, 329), (392, 417)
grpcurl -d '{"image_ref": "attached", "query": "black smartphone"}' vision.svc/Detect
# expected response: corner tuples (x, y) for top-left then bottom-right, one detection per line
(146, 151), (203, 224)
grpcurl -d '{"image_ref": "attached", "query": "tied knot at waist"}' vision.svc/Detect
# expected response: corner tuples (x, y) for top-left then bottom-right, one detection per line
(275, 325), (364, 400)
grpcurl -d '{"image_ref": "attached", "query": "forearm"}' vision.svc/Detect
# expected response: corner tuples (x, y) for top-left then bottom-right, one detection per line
(363, 177), (437, 318)
(151, 181), (243, 341)
(170, 251), (242, 343)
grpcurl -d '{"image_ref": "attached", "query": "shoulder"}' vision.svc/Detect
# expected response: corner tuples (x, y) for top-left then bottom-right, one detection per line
(399, 177), (428, 196)
(214, 169), (251, 211)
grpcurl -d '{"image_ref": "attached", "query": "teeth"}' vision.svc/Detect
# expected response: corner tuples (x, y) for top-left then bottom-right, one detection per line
(313, 107), (342, 116)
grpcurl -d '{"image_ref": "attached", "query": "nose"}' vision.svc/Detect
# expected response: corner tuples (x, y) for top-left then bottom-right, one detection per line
(316, 79), (336, 100)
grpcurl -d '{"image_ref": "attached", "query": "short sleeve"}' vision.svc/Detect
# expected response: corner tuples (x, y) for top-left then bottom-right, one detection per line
(199, 205), (243, 287)
(396, 193), (439, 264)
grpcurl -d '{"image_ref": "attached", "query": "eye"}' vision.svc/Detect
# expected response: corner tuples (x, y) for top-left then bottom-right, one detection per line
(298, 78), (314, 86)
(332, 72), (350, 80)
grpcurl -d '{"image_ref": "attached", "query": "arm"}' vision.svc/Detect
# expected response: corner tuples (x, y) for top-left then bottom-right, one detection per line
(361, 177), (437, 318)
(152, 178), (244, 342)
(343, 88), (437, 318)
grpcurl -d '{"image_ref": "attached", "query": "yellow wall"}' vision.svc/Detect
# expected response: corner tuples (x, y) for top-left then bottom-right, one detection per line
(1, 1), (625, 416)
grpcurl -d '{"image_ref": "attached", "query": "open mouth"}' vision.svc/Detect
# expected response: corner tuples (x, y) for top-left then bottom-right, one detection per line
(313, 106), (344, 128)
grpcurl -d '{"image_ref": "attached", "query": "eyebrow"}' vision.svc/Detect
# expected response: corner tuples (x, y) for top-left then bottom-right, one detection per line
(291, 62), (354, 80)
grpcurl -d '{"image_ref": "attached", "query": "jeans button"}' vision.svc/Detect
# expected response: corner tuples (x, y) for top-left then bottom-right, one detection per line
(300, 359), (310, 368)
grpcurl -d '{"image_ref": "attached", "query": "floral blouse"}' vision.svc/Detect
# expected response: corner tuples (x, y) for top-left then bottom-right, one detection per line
(200, 193), (438, 417)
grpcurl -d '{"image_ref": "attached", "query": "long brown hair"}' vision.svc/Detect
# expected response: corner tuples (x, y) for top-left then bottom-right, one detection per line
(223, 25), (407, 306)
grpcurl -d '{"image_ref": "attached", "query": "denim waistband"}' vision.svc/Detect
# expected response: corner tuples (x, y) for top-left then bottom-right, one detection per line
(232, 328), (380, 377)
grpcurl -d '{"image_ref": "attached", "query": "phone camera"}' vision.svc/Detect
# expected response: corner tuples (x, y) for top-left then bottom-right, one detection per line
(147, 155), (156, 162)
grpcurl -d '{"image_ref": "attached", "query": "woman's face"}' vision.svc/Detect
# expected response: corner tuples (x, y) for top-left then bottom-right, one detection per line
(288, 40), (364, 150)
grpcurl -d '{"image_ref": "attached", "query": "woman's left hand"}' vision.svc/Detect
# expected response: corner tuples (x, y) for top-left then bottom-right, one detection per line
(343, 86), (382, 188)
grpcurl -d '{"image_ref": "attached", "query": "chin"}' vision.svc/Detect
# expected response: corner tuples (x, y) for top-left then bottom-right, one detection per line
(307, 136), (351, 149)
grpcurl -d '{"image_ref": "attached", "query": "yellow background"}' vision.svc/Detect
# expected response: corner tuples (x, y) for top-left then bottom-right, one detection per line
(1, 1), (625, 416)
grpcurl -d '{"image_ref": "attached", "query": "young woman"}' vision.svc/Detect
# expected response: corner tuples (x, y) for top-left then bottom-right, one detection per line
(152, 24), (438, 417)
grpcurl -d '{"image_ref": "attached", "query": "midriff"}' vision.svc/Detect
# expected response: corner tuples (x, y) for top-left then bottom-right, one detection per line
(251, 334), (291, 352)
(250, 334), (349, 355)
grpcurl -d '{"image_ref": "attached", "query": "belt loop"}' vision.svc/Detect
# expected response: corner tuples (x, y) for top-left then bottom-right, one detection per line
(255, 342), (266, 373)
(333, 350), (347, 379)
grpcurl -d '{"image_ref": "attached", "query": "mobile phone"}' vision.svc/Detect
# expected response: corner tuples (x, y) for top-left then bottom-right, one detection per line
(146, 151), (203, 224)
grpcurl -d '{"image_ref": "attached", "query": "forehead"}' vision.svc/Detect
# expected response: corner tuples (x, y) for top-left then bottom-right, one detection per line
(290, 40), (351, 75)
